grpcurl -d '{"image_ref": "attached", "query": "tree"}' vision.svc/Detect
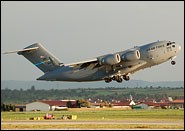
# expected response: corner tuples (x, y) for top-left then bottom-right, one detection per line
(84, 101), (91, 108)
(66, 101), (72, 108)
(1, 103), (5, 111)
(76, 100), (81, 108)
(31, 86), (35, 91)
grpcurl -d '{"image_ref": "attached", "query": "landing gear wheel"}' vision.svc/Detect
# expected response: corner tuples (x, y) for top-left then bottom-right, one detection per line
(171, 61), (176, 65)
(105, 78), (112, 83)
(123, 75), (130, 81)
(112, 76), (115, 80)
(116, 78), (123, 83)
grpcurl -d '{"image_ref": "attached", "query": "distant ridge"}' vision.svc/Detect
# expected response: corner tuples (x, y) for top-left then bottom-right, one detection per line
(1, 80), (184, 90)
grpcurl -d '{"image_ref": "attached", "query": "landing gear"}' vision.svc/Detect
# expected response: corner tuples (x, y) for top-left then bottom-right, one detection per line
(105, 76), (123, 83)
(105, 78), (112, 83)
(123, 75), (130, 81)
(105, 75), (130, 83)
(171, 61), (176, 65)
(113, 75), (123, 83)
(116, 77), (123, 83)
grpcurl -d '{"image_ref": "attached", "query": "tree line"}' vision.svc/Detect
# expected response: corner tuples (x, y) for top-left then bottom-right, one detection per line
(1, 86), (184, 105)
(1, 103), (15, 111)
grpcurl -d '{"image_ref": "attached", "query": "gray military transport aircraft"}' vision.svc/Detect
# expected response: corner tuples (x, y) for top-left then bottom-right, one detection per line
(4, 40), (181, 83)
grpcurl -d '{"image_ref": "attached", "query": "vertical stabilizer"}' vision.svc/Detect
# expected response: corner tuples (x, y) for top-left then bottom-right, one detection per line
(18, 43), (62, 73)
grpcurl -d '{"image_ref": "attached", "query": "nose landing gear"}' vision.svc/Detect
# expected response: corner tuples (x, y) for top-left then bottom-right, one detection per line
(171, 61), (176, 65)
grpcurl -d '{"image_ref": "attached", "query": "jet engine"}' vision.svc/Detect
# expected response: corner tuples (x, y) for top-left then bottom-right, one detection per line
(122, 50), (140, 61)
(99, 53), (121, 65)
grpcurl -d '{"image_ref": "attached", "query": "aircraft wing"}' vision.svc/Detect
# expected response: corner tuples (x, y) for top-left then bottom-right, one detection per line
(65, 58), (98, 68)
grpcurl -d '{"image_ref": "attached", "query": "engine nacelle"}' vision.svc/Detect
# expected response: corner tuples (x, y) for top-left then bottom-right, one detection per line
(99, 53), (121, 65)
(122, 50), (140, 61)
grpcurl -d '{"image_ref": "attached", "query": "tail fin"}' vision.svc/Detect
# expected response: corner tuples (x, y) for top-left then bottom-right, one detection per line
(17, 43), (63, 73)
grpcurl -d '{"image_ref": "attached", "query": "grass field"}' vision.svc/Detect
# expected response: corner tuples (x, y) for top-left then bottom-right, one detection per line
(1, 108), (184, 129)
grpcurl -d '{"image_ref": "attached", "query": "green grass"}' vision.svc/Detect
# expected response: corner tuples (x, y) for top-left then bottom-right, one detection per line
(1, 108), (184, 129)
(1, 108), (184, 121)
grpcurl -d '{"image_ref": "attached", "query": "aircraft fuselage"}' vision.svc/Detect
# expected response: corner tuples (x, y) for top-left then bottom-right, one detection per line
(37, 40), (181, 82)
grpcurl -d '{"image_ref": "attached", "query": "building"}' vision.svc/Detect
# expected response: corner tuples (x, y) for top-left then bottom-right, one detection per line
(170, 99), (184, 109)
(112, 100), (135, 109)
(26, 101), (50, 111)
(133, 103), (148, 109)
(141, 101), (170, 109)
(26, 100), (76, 112)
(14, 104), (26, 112)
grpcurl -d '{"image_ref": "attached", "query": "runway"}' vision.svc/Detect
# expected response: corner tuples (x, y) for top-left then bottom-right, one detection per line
(2, 120), (184, 130)
(2, 120), (183, 125)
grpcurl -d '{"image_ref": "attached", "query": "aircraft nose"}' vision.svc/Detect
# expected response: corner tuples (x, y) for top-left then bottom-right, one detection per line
(176, 43), (181, 53)
(178, 44), (181, 51)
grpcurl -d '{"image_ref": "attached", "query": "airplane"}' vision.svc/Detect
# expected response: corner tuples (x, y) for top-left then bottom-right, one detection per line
(3, 40), (181, 83)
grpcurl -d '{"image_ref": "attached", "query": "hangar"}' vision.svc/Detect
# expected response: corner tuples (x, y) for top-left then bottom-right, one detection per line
(26, 100), (76, 111)
(26, 101), (50, 111)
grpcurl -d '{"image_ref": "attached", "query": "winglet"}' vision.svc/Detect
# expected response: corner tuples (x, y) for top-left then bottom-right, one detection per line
(3, 47), (39, 54)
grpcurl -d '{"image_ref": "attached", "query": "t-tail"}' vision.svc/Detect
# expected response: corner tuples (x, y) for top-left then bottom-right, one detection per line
(3, 43), (63, 73)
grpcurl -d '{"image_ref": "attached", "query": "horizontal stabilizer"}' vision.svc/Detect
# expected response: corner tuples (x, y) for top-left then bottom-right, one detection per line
(3, 47), (39, 54)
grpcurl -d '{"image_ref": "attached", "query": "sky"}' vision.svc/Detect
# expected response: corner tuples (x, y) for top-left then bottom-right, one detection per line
(1, 1), (184, 82)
